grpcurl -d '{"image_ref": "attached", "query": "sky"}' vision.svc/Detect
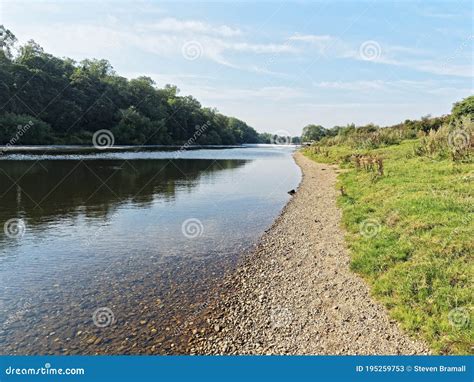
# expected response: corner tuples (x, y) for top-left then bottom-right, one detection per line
(1, 0), (473, 135)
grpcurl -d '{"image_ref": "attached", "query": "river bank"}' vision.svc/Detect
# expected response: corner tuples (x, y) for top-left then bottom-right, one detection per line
(187, 151), (429, 355)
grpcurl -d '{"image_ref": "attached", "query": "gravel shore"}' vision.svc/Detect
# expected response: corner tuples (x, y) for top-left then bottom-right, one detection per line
(188, 151), (429, 355)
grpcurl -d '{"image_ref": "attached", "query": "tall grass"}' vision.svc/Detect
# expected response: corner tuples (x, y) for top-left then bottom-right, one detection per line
(413, 116), (473, 161)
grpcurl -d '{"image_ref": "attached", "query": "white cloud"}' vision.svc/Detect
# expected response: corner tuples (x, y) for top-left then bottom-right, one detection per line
(287, 31), (472, 78)
(408, 61), (473, 77)
(11, 17), (298, 74)
(123, 72), (216, 85)
(225, 86), (308, 101)
(164, 84), (309, 103)
(226, 42), (295, 54)
(419, 10), (464, 19)
(288, 34), (333, 43)
(287, 33), (335, 56)
(142, 17), (242, 37)
(335, 40), (472, 78)
(313, 79), (471, 93)
(314, 80), (387, 91)
(357, 55), (473, 78)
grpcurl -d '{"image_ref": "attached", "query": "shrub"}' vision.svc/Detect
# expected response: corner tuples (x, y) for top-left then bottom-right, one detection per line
(414, 116), (473, 161)
(0, 113), (54, 145)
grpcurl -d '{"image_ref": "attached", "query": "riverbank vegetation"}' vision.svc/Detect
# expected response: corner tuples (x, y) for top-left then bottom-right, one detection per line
(0, 26), (294, 146)
(303, 96), (473, 354)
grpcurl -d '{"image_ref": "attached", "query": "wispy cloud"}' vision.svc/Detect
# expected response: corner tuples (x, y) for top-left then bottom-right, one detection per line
(419, 9), (465, 19)
(340, 42), (470, 78)
(171, 85), (309, 102)
(226, 42), (295, 54)
(312, 79), (463, 92)
(13, 17), (297, 75)
(141, 17), (242, 37)
(286, 31), (472, 78)
(314, 80), (387, 91)
(288, 34), (333, 43)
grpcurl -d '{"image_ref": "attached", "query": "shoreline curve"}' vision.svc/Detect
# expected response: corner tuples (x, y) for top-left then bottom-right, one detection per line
(186, 151), (429, 355)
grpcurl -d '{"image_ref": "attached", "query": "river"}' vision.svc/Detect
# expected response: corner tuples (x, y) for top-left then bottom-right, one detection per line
(0, 145), (300, 354)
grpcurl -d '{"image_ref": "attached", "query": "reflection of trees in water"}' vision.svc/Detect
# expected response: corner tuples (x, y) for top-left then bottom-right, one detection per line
(0, 159), (248, 227)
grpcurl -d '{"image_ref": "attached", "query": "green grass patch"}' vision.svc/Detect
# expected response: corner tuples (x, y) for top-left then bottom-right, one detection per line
(304, 140), (473, 354)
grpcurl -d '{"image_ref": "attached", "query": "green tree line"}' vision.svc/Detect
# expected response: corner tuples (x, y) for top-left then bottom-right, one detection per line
(0, 26), (297, 146)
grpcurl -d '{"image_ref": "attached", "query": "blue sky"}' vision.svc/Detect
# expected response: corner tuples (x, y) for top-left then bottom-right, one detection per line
(1, 0), (472, 135)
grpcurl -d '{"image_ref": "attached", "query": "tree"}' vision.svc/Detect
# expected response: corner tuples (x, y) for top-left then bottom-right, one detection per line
(301, 124), (327, 142)
(451, 96), (474, 121)
(0, 113), (53, 145)
(112, 107), (170, 145)
(0, 25), (17, 60)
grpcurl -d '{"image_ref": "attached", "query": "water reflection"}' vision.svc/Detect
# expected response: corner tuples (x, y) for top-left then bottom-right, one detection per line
(0, 159), (247, 236)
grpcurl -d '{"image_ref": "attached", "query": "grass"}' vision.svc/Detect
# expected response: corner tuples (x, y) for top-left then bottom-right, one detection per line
(303, 139), (473, 354)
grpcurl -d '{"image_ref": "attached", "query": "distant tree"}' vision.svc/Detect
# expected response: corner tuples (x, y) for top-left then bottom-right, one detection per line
(258, 132), (272, 143)
(327, 126), (345, 137)
(451, 96), (474, 121)
(357, 123), (379, 134)
(301, 124), (327, 142)
(0, 25), (17, 60)
(291, 136), (301, 144)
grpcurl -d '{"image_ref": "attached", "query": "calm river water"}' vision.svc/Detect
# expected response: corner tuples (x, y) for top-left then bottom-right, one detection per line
(0, 145), (300, 354)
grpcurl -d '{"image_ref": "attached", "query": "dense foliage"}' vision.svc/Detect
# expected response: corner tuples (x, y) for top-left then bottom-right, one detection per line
(0, 26), (283, 146)
(301, 124), (327, 142)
